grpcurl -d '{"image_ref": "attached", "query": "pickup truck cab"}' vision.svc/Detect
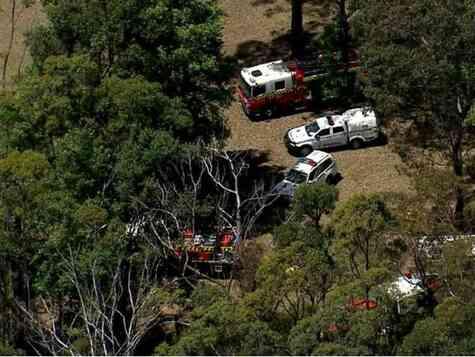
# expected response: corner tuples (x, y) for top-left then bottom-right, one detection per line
(273, 150), (339, 199)
(285, 107), (381, 156)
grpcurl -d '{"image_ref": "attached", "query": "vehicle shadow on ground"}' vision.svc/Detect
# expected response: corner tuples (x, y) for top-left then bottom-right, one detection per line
(248, 107), (314, 123)
(250, 100), (369, 124)
(286, 134), (390, 158)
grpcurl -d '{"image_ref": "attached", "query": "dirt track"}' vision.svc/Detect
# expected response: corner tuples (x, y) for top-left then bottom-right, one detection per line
(220, 0), (413, 201)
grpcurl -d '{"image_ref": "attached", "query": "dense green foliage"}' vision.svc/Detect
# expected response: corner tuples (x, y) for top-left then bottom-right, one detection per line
(0, 0), (233, 354)
(156, 186), (438, 356)
(1, 0), (475, 355)
(354, 0), (475, 227)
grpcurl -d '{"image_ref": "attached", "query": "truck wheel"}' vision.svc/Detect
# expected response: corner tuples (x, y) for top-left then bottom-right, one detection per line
(292, 101), (305, 113)
(351, 138), (364, 150)
(264, 107), (274, 119)
(242, 104), (258, 121)
(247, 112), (257, 121)
(300, 146), (312, 157)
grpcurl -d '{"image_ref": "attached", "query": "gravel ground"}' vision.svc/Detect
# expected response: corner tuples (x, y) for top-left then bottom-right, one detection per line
(220, 0), (413, 202)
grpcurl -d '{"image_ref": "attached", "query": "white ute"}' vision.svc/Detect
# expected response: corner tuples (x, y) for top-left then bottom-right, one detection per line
(273, 150), (339, 199)
(285, 107), (381, 155)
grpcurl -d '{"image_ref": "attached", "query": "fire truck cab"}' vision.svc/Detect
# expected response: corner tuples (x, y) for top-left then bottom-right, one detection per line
(238, 60), (310, 119)
(175, 227), (240, 276)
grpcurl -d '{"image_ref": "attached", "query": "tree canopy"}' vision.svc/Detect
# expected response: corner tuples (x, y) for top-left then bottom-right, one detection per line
(2, 0), (475, 355)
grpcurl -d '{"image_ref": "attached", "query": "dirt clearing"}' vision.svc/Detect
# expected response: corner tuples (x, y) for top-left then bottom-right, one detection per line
(219, 0), (413, 202)
(220, 0), (333, 65)
(0, 0), (414, 202)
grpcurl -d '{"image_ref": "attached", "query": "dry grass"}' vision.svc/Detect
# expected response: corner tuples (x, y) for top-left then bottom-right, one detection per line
(0, 0), (43, 86)
(219, 0), (413, 202)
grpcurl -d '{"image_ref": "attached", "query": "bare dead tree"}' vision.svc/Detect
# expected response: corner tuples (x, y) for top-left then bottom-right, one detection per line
(202, 147), (280, 241)
(124, 146), (281, 290)
(129, 193), (229, 288)
(135, 145), (280, 244)
(17, 247), (173, 356)
(202, 149), (246, 234)
(163, 148), (207, 236)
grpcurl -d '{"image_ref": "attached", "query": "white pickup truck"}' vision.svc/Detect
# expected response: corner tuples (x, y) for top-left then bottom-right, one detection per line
(285, 107), (381, 156)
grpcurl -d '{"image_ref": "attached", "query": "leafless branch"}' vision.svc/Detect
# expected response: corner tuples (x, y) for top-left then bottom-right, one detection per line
(17, 246), (171, 355)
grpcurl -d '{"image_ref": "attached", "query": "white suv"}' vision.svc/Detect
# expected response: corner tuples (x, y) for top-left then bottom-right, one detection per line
(273, 150), (339, 199)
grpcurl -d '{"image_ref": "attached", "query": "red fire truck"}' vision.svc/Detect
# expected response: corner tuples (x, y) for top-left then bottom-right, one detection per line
(238, 49), (360, 119)
(175, 227), (240, 275)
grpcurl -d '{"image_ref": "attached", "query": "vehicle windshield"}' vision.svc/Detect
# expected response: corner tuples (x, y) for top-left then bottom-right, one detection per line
(239, 73), (252, 97)
(305, 121), (320, 136)
(285, 169), (307, 184)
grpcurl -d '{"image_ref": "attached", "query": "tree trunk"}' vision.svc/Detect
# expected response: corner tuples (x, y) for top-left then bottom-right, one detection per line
(2, 0), (17, 89)
(1, 262), (15, 344)
(337, 0), (352, 99)
(337, 0), (350, 63)
(451, 128), (465, 228)
(291, 0), (304, 58)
